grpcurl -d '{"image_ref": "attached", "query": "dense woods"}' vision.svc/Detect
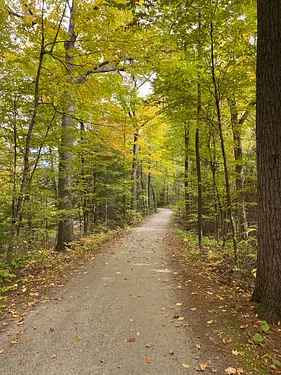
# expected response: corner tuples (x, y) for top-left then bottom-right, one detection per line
(0, 0), (280, 322)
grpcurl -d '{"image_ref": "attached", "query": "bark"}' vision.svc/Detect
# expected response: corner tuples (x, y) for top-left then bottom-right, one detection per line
(252, 0), (281, 322)
(210, 21), (238, 262)
(131, 129), (139, 211)
(122, 123), (127, 221)
(184, 121), (190, 221)
(207, 131), (224, 242)
(228, 97), (248, 239)
(196, 87), (203, 249)
(152, 184), (157, 212)
(196, 15), (203, 249)
(55, 1), (76, 251)
(80, 122), (89, 235)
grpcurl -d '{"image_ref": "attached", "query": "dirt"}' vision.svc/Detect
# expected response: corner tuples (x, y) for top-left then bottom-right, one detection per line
(0, 208), (276, 374)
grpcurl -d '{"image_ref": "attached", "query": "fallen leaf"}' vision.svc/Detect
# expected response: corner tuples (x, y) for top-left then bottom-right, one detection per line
(0, 349), (4, 354)
(145, 343), (151, 348)
(76, 336), (81, 341)
(51, 354), (57, 359)
(223, 338), (232, 345)
(175, 302), (182, 306)
(240, 325), (248, 329)
(169, 350), (174, 355)
(207, 320), (214, 325)
(200, 364), (209, 370)
(146, 357), (151, 363)
(225, 367), (237, 374)
(196, 343), (201, 349)
(136, 332), (140, 336)
(178, 317), (185, 321)
(160, 307), (165, 311)
(182, 363), (190, 369)
(127, 337), (135, 342)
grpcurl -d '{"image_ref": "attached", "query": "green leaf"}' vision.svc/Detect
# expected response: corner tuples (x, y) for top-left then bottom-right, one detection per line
(252, 333), (264, 343)
(260, 320), (270, 333)
(272, 359), (281, 367)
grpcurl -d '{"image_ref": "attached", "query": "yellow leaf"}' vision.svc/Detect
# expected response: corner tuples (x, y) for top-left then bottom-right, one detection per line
(182, 363), (190, 369)
(200, 364), (209, 370)
(225, 367), (237, 374)
(178, 317), (184, 321)
(207, 320), (214, 325)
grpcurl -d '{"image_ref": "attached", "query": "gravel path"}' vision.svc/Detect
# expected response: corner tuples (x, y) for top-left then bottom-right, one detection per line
(0, 209), (227, 374)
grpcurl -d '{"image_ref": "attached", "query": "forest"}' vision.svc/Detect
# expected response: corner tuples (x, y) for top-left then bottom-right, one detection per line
(0, 0), (280, 327)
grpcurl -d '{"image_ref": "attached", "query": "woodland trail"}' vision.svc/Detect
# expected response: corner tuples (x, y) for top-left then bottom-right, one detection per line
(0, 209), (242, 374)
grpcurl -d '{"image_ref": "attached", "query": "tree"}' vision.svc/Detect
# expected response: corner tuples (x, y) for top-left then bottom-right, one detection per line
(252, 0), (281, 322)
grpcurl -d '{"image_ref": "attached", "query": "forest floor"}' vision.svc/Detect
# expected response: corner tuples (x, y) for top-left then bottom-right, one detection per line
(0, 209), (280, 374)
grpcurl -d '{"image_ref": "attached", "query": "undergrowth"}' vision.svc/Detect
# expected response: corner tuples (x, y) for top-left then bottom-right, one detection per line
(174, 226), (257, 292)
(0, 228), (121, 314)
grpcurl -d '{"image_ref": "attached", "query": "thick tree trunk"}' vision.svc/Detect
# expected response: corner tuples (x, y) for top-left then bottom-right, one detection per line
(56, 107), (74, 250)
(55, 1), (76, 251)
(252, 0), (281, 322)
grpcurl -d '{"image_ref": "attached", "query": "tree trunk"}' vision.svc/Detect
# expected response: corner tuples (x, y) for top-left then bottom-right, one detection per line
(210, 21), (238, 262)
(228, 97), (248, 239)
(131, 129), (139, 211)
(184, 121), (190, 221)
(7, 10), (45, 263)
(252, 0), (281, 322)
(207, 131), (224, 242)
(196, 83), (203, 249)
(55, 1), (76, 251)
(80, 122), (89, 235)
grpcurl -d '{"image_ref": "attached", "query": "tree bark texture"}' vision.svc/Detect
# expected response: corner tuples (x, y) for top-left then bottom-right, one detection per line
(252, 0), (281, 322)
(55, 1), (76, 251)
(184, 121), (190, 221)
(228, 97), (248, 239)
(131, 130), (139, 211)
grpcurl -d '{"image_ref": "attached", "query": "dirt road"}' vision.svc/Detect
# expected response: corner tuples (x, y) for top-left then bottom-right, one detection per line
(0, 209), (240, 374)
